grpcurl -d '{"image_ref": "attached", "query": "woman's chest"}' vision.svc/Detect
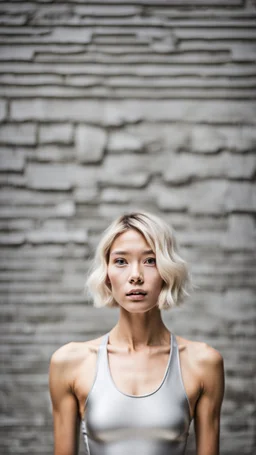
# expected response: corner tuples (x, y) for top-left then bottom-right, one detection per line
(84, 349), (192, 446)
(107, 350), (171, 396)
(75, 349), (170, 417)
(74, 345), (199, 421)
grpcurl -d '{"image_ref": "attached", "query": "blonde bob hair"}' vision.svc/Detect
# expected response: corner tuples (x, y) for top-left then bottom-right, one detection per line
(85, 211), (192, 310)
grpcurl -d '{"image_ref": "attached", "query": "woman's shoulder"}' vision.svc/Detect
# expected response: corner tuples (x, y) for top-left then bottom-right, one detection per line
(49, 335), (108, 395)
(50, 334), (106, 369)
(175, 334), (224, 369)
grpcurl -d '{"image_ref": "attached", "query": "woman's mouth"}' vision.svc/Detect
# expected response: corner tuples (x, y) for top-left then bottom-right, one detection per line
(126, 290), (147, 300)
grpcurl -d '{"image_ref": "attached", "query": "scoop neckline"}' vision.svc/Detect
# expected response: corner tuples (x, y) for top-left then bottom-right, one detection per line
(105, 332), (174, 399)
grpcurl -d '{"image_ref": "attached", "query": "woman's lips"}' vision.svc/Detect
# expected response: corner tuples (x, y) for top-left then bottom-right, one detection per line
(126, 294), (147, 301)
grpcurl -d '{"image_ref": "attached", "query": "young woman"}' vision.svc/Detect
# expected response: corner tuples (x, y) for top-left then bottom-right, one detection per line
(49, 211), (225, 455)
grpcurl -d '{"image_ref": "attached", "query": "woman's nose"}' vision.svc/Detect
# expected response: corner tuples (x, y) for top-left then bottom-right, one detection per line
(129, 264), (144, 284)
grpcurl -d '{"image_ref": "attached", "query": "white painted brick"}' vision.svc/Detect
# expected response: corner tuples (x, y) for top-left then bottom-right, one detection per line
(0, 123), (36, 145)
(0, 173), (26, 187)
(0, 205), (64, 219)
(222, 215), (255, 250)
(75, 125), (106, 163)
(55, 200), (76, 217)
(0, 25), (49, 35)
(227, 154), (256, 178)
(156, 1), (243, 6)
(188, 181), (227, 215)
(0, 26), (91, 43)
(0, 45), (34, 60)
(0, 233), (25, 245)
(178, 230), (224, 248)
(236, 126), (256, 151)
(190, 126), (226, 153)
(0, 187), (66, 205)
(0, 14), (27, 25)
(11, 99), (256, 124)
(0, 4), (35, 14)
(226, 182), (256, 212)
(73, 164), (100, 188)
(10, 99), (103, 123)
(101, 188), (130, 203)
(26, 163), (73, 190)
(3, 84), (256, 99)
(126, 123), (174, 153)
(98, 203), (134, 219)
(41, 27), (92, 44)
(27, 229), (87, 244)
(0, 84), (108, 97)
(133, 62), (256, 78)
(0, 219), (32, 231)
(74, 187), (98, 203)
(0, 73), (62, 84)
(2, 59), (256, 76)
(145, 100), (256, 124)
(41, 220), (67, 231)
(0, 148), (25, 171)
(157, 186), (189, 212)
(164, 152), (256, 183)
(29, 4), (76, 23)
(158, 180), (233, 214)
(232, 43), (256, 61)
(189, 125), (256, 153)
(109, 100), (256, 124)
(1, 245), (65, 260)
(136, 123), (256, 156)
(103, 102), (143, 126)
(0, 100), (7, 121)
(97, 87), (256, 99)
(99, 154), (150, 188)
(175, 27), (256, 40)
(74, 5), (140, 16)
(65, 75), (103, 86)
(151, 35), (176, 53)
(107, 131), (143, 153)
(25, 163), (100, 190)
(35, 145), (75, 162)
(39, 123), (73, 144)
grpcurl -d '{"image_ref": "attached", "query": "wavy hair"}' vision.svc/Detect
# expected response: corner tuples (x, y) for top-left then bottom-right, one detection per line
(85, 211), (192, 310)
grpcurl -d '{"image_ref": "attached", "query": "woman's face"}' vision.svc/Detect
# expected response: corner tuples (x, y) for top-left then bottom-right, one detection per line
(107, 229), (163, 313)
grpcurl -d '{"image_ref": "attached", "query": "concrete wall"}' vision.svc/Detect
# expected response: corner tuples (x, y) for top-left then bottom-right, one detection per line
(0, 1), (255, 454)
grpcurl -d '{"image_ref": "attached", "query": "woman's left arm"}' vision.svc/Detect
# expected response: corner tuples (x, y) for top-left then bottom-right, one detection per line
(194, 346), (225, 455)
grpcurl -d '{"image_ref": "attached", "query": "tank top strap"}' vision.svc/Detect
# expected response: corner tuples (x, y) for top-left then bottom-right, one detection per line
(84, 332), (110, 409)
(94, 332), (110, 379)
(172, 333), (179, 363)
(163, 332), (178, 385)
(102, 331), (109, 346)
(172, 332), (178, 349)
(164, 332), (190, 413)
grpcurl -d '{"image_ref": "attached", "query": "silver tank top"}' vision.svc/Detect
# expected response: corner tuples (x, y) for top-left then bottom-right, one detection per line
(82, 331), (192, 455)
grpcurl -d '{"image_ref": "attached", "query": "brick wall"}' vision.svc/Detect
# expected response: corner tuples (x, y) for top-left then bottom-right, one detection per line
(0, 1), (255, 454)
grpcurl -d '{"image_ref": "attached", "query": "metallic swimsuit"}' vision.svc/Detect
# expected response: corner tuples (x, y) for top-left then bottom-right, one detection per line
(82, 332), (192, 455)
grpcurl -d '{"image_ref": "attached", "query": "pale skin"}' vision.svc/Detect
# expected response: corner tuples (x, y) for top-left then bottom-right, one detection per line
(49, 229), (225, 455)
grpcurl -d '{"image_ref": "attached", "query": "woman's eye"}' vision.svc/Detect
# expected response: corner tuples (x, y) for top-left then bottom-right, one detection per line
(114, 258), (126, 265)
(145, 257), (156, 265)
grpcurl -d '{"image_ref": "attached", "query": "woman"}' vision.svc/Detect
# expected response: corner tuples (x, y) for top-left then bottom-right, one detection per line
(49, 211), (225, 455)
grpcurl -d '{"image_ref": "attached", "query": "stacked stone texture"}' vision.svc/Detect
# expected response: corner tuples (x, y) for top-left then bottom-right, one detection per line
(0, 1), (255, 454)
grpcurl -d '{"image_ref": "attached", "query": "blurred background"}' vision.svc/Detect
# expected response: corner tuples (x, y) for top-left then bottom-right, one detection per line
(0, 0), (255, 454)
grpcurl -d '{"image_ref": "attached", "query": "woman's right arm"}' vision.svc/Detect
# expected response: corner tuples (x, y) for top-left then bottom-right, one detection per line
(49, 347), (80, 455)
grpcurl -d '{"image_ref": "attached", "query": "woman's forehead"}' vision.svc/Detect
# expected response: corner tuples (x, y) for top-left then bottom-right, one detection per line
(110, 229), (151, 252)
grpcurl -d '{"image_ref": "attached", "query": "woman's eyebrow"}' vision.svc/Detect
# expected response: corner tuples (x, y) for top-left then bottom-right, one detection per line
(110, 249), (155, 256)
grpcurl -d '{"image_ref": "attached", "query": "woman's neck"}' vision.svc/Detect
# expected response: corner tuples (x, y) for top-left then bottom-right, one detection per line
(109, 306), (170, 352)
